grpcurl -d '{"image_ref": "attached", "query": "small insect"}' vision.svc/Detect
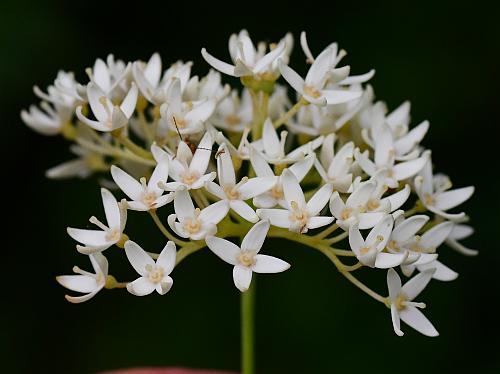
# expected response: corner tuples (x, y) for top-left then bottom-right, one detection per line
(172, 116), (223, 158)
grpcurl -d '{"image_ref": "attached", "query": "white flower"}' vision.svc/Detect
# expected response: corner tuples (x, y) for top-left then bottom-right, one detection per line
(160, 132), (216, 191)
(387, 268), (438, 337)
(168, 188), (229, 240)
(315, 134), (354, 193)
(184, 69), (229, 102)
(349, 215), (408, 268)
(329, 181), (388, 230)
(251, 118), (323, 165)
(206, 220), (290, 292)
(400, 221), (457, 281)
(300, 31), (375, 86)
(446, 224), (477, 256)
(76, 82), (138, 132)
(125, 240), (176, 296)
(278, 45), (362, 106)
(86, 55), (130, 100)
(250, 147), (315, 208)
(158, 79), (216, 136)
(415, 157), (474, 220)
(33, 70), (82, 109)
(210, 89), (252, 132)
(386, 215), (438, 267)
(56, 253), (108, 303)
(205, 144), (276, 222)
(45, 145), (106, 179)
(201, 30), (288, 78)
(111, 147), (172, 211)
(257, 169), (333, 233)
(215, 128), (251, 161)
(21, 101), (72, 136)
(354, 124), (428, 188)
(67, 188), (127, 254)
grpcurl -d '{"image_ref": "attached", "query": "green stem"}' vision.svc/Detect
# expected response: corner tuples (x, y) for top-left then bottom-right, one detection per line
(273, 98), (307, 128)
(241, 279), (256, 374)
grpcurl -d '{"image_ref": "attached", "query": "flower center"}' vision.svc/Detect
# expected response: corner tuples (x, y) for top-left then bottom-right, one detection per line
(290, 201), (309, 230)
(360, 246), (371, 255)
(145, 264), (165, 284)
(270, 185), (284, 199)
(223, 185), (240, 200)
(182, 171), (200, 185)
(340, 208), (353, 221)
(237, 250), (257, 267)
(303, 85), (322, 99)
(142, 191), (157, 207)
(184, 209), (202, 234)
(395, 294), (407, 311)
(172, 116), (187, 129)
(366, 199), (380, 211)
(424, 193), (435, 206)
(105, 229), (121, 242)
(225, 114), (241, 126)
(387, 240), (400, 252)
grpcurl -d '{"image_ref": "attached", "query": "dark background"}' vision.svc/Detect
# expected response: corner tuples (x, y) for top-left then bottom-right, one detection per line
(1, 0), (499, 373)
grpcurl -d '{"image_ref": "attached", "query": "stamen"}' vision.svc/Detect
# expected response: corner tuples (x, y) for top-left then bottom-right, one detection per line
(89, 216), (109, 231)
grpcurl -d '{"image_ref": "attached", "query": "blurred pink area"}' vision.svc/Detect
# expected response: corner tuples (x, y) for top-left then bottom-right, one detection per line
(101, 368), (237, 374)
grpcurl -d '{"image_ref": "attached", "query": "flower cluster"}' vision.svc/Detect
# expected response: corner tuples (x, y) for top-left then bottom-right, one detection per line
(23, 30), (476, 337)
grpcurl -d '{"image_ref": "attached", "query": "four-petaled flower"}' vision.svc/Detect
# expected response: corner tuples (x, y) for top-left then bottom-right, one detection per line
(125, 240), (176, 296)
(206, 220), (290, 292)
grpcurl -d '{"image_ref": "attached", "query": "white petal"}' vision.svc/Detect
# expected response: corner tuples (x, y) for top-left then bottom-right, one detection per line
(358, 212), (387, 229)
(375, 252), (408, 269)
(305, 46), (334, 88)
(199, 200), (229, 224)
(420, 221), (454, 249)
(144, 53), (162, 87)
(348, 223), (364, 256)
(206, 236), (240, 265)
(127, 277), (156, 296)
(384, 184), (411, 212)
(338, 69), (375, 85)
(322, 89), (362, 105)
(148, 160), (169, 195)
(278, 60), (305, 95)
(201, 48), (236, 76)
(87, 83), (109, 122)
(306, 183), (333, 216)
(110, 165), (143, 201)
(262, 119), (282, 159)
(56, 275), (98, 293)
(387, 268), (402, 300)
(190, 132), (213, 175)
(252, 254), (290, 273)
(347, 181), (376, 207)
(366, 215), (393, 249)
(101, 188), (120, 229)
(391, 304), (404, 336)
(241, 219), (270, 252)
(190, 172), (217, 190)
(256, 209), (291, 228)
(399, 306), (439, 337)
(254, 41), (286, 73)
(120, 83), (138, 118)
(253, 193), (279, 209)
(392, 215), (429, 242)
(290, 154), (315, 181)
(417, 261), (458, 281)
(230, 200), (258, 222)
(394, 120), (429, 156)
(392, 156), (427, 181)
(402, 268), (435, 300)
(249, 147), (274, 177)
(124, 240), (155, 277)
(233, 265), (253, 292)
(217, 145), (236, 186)
(329, 192), (346, 218)
(238, 177), (277, 200)
(307, 216), (334, 229)
(156, 276), (173, 295)
(282, 169), (305, 207)
(156, 241), (177, 275)
(174, 188), (195, 221)
(67, 228), (110, 247)
(434, 186), (474, 211)
(205, 181), (226, 200)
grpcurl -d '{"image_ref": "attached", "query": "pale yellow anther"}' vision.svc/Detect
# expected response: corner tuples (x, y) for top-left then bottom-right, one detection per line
(223, 185), (240, 200)
(173, 116), (187, 129)
(387, 240), (400, 252)
(303, 85), (322, 99)
(142, 191), (157, 207)
(376, 235), (384, 242)
(105, 228), (121, 242)
(366, 199), (380, 211)
(340, 208), (352, 221)
(360, 246), (370, 255)
(238, 250), (257, 267)
(181, 171), (200, 185)
(270, 185), (284, 199)
(424, 193), (435, 206)
(225, 114), (241, 126)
